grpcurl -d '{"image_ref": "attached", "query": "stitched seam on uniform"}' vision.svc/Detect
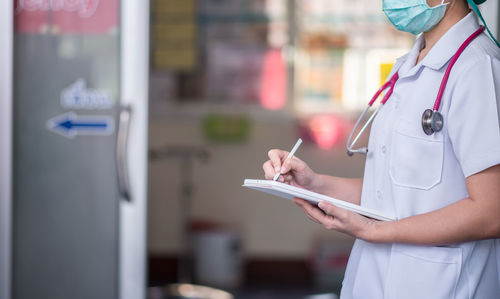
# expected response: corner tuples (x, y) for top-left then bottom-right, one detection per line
(444, 55), (499, 179)
(393, 248), (460, 264)
(395, 130), (443, 142)
(453, 248), (463, 299)
(465, 247), (472, 299)
(447, 48), (489, 93)
(462, 151), (500, 178)
(441, 45), (489, 121)
(388, 136), (443, 190)
(468, 40), (494, 58)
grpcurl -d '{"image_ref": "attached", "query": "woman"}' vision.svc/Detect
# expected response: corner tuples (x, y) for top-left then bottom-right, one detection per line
(263, 0), (500, 298)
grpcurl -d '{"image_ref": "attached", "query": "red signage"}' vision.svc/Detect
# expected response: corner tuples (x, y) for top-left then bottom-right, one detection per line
(14, 0), (118, 34)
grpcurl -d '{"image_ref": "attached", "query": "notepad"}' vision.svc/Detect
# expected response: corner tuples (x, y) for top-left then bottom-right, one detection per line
(242, 179), (394, 221)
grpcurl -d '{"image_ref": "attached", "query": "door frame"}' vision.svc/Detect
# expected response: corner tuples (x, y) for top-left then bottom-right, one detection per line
(0, 1), (13, 299)
(119, 0), (150, 298)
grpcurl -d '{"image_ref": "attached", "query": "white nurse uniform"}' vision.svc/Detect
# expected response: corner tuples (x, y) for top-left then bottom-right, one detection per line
(340, 12), (500, 299)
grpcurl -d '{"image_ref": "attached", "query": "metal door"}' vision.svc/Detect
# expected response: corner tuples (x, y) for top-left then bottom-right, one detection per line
(1, 1), (149, 299)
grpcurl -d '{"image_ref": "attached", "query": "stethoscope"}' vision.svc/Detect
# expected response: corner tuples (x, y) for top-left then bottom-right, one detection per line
(347, 26), (486, 156)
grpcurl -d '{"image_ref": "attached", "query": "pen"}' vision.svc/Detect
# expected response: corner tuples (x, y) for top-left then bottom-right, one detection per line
(273, 138), (303, 181)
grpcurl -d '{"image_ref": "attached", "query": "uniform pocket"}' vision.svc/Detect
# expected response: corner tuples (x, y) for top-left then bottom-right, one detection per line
(385, 244), (462, 299)
(389, 125), (444, 190)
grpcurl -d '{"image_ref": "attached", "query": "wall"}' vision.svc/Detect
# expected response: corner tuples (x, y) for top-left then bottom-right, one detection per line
(147, 111), (367, 258)
(145, 1), (500, 258)
(481, 0), (498, 38)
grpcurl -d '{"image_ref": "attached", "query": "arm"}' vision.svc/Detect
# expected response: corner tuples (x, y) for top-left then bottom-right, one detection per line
(372, 164), (500, 244)
(295, 54), (500, 243)
(314, 174), (363, 205)
(296, 164), (500, 244)
(263, 149), (363, 205)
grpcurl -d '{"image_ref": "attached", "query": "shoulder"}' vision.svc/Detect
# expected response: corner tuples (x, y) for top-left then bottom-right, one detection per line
(470, 34), (500, 60)
(444, 34), (500, 113)
(455, 34), (500, 75)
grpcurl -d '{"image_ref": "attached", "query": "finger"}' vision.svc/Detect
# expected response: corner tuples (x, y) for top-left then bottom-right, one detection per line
(294, 197), (313, 207)
(293, 197), (307, 206)
(304, 211), (321, 224)
(294, 198), (330, 222)
(281, 158), (292, 174)
(318, 201), (347, 219)
(303, 205), (324, 223)
(268, 149), (289, 173)
(317, 202), (358, 232)
(280, 156), (306, 174)
(262, 161), (277, 180)
(293, 198), (321, 223)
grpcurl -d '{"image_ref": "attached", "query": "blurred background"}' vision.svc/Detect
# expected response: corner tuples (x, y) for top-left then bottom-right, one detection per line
(1, 1), (498, 299)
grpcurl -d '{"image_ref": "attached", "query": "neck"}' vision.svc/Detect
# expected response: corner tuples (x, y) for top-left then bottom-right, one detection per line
(416, 1), (470, 64)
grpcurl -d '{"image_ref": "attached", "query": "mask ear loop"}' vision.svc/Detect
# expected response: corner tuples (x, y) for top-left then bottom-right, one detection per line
(428, 0), (449, 8)
(467, 0), (500, 47)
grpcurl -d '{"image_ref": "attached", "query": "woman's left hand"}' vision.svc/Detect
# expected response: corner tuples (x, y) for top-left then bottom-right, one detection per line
(293, 197), (378, 241)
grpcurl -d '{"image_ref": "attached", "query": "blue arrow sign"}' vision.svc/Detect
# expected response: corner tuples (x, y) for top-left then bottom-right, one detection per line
(47, 112), (115, 138)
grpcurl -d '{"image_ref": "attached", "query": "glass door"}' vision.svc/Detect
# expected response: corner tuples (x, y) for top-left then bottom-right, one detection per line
(12, 2), (120, 299)
(9, 1), (149, 299)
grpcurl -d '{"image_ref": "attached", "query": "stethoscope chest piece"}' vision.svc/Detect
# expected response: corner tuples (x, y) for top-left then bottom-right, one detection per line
(422, 109), (443, 135)
(345, 26), (484, 155)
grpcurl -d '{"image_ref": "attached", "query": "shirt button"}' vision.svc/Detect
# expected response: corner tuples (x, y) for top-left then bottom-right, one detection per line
(377, 190), (382, 200)
(381, 145), (387, 154)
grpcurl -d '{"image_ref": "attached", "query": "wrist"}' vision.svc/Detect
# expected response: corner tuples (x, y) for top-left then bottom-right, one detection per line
(309, 173), (325, 193)
(363, 219), (396, 243)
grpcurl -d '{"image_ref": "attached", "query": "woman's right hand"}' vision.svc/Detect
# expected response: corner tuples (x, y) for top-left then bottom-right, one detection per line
(262, 149), (320, 192)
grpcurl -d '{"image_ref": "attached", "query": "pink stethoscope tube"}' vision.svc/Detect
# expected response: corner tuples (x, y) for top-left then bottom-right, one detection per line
(434, 26), (485, 111)
(347, 26), (486, 156)
(369, 72), (399, 106)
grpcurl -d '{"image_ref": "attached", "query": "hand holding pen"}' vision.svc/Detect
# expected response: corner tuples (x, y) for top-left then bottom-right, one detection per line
(273, 138), (303, 181)
(262, 138), (319, 191)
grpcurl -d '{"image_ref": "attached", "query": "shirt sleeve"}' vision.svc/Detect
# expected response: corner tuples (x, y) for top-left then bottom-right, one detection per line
(447, 55), (500, 178)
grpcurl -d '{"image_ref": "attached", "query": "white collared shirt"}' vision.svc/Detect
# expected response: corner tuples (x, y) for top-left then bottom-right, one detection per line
(341, 12), (500, 299)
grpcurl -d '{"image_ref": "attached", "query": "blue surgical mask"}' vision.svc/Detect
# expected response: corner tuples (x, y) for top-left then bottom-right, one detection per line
(383, 0), (449, 35)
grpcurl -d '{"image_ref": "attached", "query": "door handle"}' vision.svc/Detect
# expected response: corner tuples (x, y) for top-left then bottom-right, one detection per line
(117, 105), (132, 201)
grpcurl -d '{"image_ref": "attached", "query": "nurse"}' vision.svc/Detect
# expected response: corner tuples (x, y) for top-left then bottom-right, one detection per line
(262, 0), (500, 298)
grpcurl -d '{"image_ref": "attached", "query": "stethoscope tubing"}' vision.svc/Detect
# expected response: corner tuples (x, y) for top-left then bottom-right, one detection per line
(346, 105), (381, 154)
(368, 72), (399, 106)
(433, 26), (485, 111)
(347, 26), (486, 155)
